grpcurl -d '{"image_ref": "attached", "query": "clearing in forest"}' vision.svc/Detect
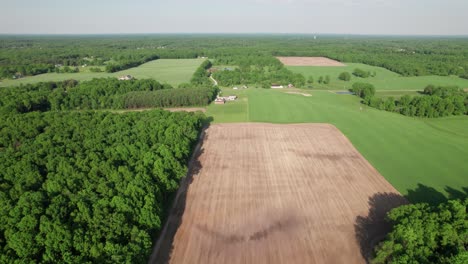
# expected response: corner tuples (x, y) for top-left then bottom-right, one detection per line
(151, 123), (406, 264)
(277, 56), (345, 66)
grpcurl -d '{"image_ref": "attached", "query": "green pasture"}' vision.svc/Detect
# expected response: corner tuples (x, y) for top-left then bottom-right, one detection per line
(288, 63), (468, 91)
(207, 88), (468, 203)
(0, 59), (205, 87)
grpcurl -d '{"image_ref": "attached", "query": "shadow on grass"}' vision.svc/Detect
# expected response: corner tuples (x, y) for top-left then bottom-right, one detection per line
(405, 183), (468, 205)
(148, 126), (209, 264)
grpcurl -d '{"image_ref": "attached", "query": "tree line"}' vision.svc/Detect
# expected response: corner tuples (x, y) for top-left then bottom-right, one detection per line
(352, 84), (468, 118)
(0, 77), (218, 114)
(0, 110), (204, 263)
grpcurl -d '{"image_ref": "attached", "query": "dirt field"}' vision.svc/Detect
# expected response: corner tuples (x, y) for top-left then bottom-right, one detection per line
(151, 123), (406, 264)
(277, 56), (345, 66)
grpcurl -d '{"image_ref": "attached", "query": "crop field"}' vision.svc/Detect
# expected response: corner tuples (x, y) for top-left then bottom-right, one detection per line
(276, 56), (345, 66)
(0, 58), (205, 87)
(287, 63), (468, 91)
(152, 123), (406, 264)
(206, 89), (468, 202)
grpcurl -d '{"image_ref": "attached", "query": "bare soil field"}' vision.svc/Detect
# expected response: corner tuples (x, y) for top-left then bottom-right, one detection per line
(285, 91), (312, 97)
(277, 56), (345, 66)
(163, 107), (206, 113)
(151, 123), (406, 264)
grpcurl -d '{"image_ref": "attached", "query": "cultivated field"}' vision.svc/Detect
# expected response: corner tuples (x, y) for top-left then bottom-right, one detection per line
(0, 59), (204, 87)
(152, 123), (406, 264)
(277, 56), (346, 66)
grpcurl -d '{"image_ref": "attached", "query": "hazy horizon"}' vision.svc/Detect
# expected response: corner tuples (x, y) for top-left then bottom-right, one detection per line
(1, 0), (468, 35)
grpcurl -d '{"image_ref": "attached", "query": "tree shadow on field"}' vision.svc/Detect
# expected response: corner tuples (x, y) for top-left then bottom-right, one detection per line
(354, 192), (408, 263)
(405, 183), (468, 206)
(148, 126), (208, 264)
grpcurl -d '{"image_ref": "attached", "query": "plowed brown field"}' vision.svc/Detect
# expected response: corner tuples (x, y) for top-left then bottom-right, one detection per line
(151, 123), (406, 264)
(277, 56), (345, 66)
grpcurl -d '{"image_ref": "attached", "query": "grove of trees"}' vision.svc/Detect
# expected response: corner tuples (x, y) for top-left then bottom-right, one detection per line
(372, 199), (468, 264)
(339, 72), (351, 81)
(351, 84), (468, 118)
(212, 55), (305, 88)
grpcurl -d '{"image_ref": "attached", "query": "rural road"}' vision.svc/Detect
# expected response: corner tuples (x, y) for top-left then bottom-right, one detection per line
(209, 75), (218, 86)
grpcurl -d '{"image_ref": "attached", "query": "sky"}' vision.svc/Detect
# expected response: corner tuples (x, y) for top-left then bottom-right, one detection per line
(1, 0), (467, 35)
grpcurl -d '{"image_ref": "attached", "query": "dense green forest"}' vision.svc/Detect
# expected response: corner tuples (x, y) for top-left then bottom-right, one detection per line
(0, 110), (205, 262)
(352, 84), (468, 118)
(373, 199), (468, 264)
(1, 35), (468, 79)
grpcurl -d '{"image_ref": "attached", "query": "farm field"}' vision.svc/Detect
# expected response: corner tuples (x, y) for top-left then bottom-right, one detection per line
(286, 63), (468, 90)
(276, 56), (345, 66)
(152, 123), (406, 264)
(206, 89), (468, 202)
(0, 58), (205, 87)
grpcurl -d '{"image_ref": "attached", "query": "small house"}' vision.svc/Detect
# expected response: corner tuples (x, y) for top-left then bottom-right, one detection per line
(288, 83), (294, 88)
(271, 84), (284, 89)
(233, 87), (238, 90)
(214, 98), (225, 104)
(118, 75), (134, 81)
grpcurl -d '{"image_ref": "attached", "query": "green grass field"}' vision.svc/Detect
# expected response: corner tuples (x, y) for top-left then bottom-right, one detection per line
(207, 88), (468, 203)
(0, 59), (205, 87)
(288, 63), (468, 91)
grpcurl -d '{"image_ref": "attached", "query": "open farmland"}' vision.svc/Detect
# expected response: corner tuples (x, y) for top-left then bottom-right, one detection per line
(152, 123), (406, 264)
(0, 59), (204, 87)
(206, 89), (468, 203)
(276, 56), (345, 66)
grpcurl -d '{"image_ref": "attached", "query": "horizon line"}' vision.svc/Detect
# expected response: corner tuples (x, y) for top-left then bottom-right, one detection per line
(1, 32), (468, 37)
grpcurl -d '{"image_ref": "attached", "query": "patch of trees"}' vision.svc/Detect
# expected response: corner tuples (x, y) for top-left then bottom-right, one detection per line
(55, 66), (79, 73)
(124, 87), (218, 108)
(351, 82), (376, 99)
(372, 199), (468, 263)
(352, 84), (468, 118)
(0, 64), (53, 79)
(190, 60), (213, 87)
(0, 110), (204, 263)
(105, 54), (159, 73)
(338, 72), (351, 81)
(353, 68), (371, 78)
(213, 55), (305, 87)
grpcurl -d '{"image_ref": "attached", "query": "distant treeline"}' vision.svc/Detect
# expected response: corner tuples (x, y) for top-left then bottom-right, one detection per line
(124, 87), (218, 108)
(0, 78), (216, 113)
(2, 35), (468, 79)
(352, 84), (468, 118)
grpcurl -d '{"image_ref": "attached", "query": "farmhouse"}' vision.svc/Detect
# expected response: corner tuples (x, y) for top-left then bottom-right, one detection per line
(118, 75), (134, 81)
(271, 84), (284, 89)
(214, 98), (225, 104)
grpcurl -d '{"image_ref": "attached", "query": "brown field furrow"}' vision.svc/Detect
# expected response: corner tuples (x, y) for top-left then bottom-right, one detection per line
(277, 56), (345, 66)
(151, 123), (406, 264)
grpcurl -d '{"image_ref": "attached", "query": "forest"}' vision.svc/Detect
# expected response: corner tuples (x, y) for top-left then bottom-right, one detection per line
(0, 110), (205, 263)
(2, 35), (468, 79)
(352, 84), (468, 118)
